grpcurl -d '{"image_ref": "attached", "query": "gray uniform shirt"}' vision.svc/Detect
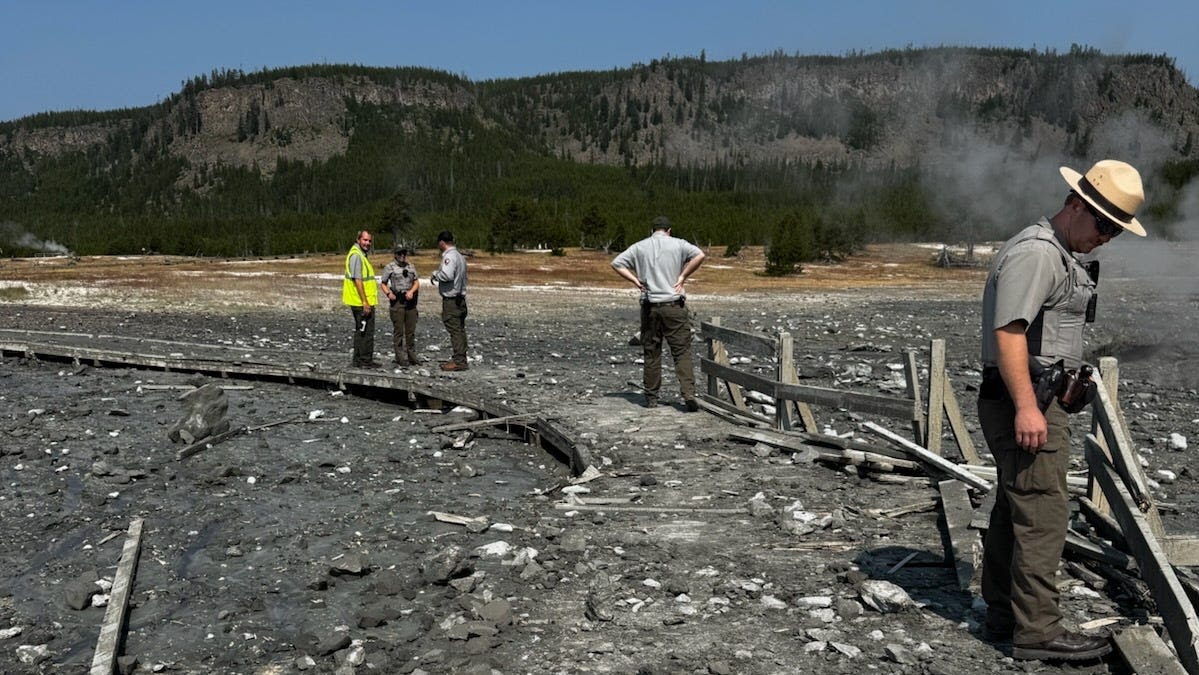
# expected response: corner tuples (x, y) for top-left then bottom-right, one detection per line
(430, 246), (467, 298)
(380, 261), (419, 294)
(981, 219), (1095, 370)
(611, 231), (703, 303)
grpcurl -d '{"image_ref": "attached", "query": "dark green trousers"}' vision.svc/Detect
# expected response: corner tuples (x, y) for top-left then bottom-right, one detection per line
(349, 306), (375, 366)
(978, 396), (1071, 646)
(642, 302), (695, 400)
(441, 296), (468, 366)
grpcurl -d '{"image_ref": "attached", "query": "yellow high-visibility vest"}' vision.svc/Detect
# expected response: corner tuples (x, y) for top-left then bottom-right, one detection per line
(341, 246), (377, 307)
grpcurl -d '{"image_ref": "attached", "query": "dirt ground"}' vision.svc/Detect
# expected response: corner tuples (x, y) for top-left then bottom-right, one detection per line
(0, 244), (1196, 674)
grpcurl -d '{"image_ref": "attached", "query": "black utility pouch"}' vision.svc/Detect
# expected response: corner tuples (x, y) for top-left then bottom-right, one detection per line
(1031, 360), (1066, 413)
(1058, 364), (1096, 414)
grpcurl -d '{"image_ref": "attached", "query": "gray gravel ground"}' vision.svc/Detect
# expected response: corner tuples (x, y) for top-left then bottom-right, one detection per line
(0, 273), (1196, 674)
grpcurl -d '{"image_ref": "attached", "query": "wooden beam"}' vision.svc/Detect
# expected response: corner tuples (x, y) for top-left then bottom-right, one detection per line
(903, 350), (927, 445)
(1163, 536), (1199, 567)
(941, 373), (981, 464)
(705, 318), (749, 411)
(431, 413), (539, 433)
(1112, 625), (1188, 675)
(927, 340), (947, 456)
(697, 394), (772, 428)
(1088, 356), (1119, 515)
(175, 425), (247, 461)
(553, 503), (746, 515)
(938, 479), (981, 590)
(90, 518), (143, 675)
(776, 332), (796, 431)
(728, 429), (918, 471)
(773, 381), (919, 421)
(862, 422), (992, 492)
(698, 321), (778, 357)
(1093, 363), (1164, 538)
(1086, 436), (1199, 674)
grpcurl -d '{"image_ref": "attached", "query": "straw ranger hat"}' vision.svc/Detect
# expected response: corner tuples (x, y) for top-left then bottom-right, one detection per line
(1059, 159), (1147, 237)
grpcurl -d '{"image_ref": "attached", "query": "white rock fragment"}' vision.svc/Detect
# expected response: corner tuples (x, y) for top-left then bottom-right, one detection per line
(794, 595), (833, 608)
(17, 644), (50, 663)
(560, 485), (591, 494)
(307, 410), (324, 420)
(474, 541), (512, 558)
(831, 642), (862, 658)
(1169, 433), (1187, 451)
(760, 595), (787, 610)
(0, 626), (24, 640)
(859, 579), (915, 613)
(642, 578), (661, 589)
(1156, 469), (1177, 484)
(489, 523), (514, 532)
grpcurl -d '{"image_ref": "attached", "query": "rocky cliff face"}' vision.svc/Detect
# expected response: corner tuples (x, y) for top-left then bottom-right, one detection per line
(2, 49), (1196, 181)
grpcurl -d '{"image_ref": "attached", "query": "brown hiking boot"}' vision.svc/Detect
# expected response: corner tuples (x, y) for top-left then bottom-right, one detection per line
(1012, 631), (1111, 661)
(440, 361), (468, 372)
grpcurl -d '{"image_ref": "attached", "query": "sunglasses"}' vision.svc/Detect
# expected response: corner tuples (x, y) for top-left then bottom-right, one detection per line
(1081, 200), (1123, 238)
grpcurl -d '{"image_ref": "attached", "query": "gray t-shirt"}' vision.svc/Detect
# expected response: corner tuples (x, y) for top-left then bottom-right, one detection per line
(611, 231), (703, 303)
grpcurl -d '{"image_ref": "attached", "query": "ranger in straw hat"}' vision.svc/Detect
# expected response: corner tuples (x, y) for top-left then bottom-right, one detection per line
(977, 159), (1146, 662)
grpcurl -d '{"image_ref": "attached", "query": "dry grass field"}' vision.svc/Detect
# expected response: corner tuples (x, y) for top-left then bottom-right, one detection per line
(0, 243), (988, 312)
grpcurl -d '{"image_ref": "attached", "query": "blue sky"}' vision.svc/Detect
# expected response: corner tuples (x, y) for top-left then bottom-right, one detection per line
(2, 0), (1197, 123)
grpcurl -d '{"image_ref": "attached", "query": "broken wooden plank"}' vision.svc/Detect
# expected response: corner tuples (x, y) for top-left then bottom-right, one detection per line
(1064, 530), (1137, 571)
(903, 349), (927, 447)
(927, 340), (947, 456)
(697, 394), (772, 427)
(138, 384), (254, 391)
(1088, 356), (1119, 516)
(776, 332), (796, 431)
(1093, 364), (1164, 538)
(1162, 536), (1199, 567)
(939, 479), (982, 590)
(700, 358), (919, 421)
(862, 422), (992, 492)
(90, 518), (143, 675)
(553, 503), (746, 515)
(727, 428), (916, 469)
(175, 425), (247, 461)
(1112, 624), (1188, 675)
(698, 321), (778, 357)
(431, 413), (539, 433)
(886, 551), (921, 576)
(941, 373), (981, 465)
(1086, 435), (1199, 674)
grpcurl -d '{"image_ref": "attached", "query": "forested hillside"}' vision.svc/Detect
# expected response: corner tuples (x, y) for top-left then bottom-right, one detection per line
(2, 47), (1198, 259)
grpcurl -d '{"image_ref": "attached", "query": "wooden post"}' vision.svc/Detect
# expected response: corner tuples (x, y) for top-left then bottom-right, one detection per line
(1086, 437), (1199, 674)
(938, 479), (982, 590)
(1093, 361), (1164, 538)
(776, 332), (795, 431)
(942, 379), (981, 465)
(926, 339), (947, 456)
(705, 318), (746, 411)
(707, 317), (721, 398)
(91, 518), (144, 675)
(903, 350), (927, 445)
(1088, 356), (1120, 515)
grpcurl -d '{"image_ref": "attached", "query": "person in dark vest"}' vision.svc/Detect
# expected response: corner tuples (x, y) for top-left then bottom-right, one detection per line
(978, 160), (1147, 661)
(380, 246), (421, 366)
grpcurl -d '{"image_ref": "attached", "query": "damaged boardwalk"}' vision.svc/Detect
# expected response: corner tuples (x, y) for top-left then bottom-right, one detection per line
(1, 323), (1195, 674)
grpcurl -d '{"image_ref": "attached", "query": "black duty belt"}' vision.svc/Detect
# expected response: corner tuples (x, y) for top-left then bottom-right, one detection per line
(646, 298), (685, 307)
(979, 366), (1009, 401)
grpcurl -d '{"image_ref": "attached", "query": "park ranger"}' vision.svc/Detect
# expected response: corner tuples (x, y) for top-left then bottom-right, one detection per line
(978, 159), (1147, 662)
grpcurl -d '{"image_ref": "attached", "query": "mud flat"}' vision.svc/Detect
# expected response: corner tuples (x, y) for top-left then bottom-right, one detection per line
(1, 245), (1196, 674)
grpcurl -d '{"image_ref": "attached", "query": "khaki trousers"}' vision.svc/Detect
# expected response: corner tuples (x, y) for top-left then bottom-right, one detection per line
(978, 396), (1071, 646)
(642, 303), (695, 400)
(389, 302), (419, 364)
